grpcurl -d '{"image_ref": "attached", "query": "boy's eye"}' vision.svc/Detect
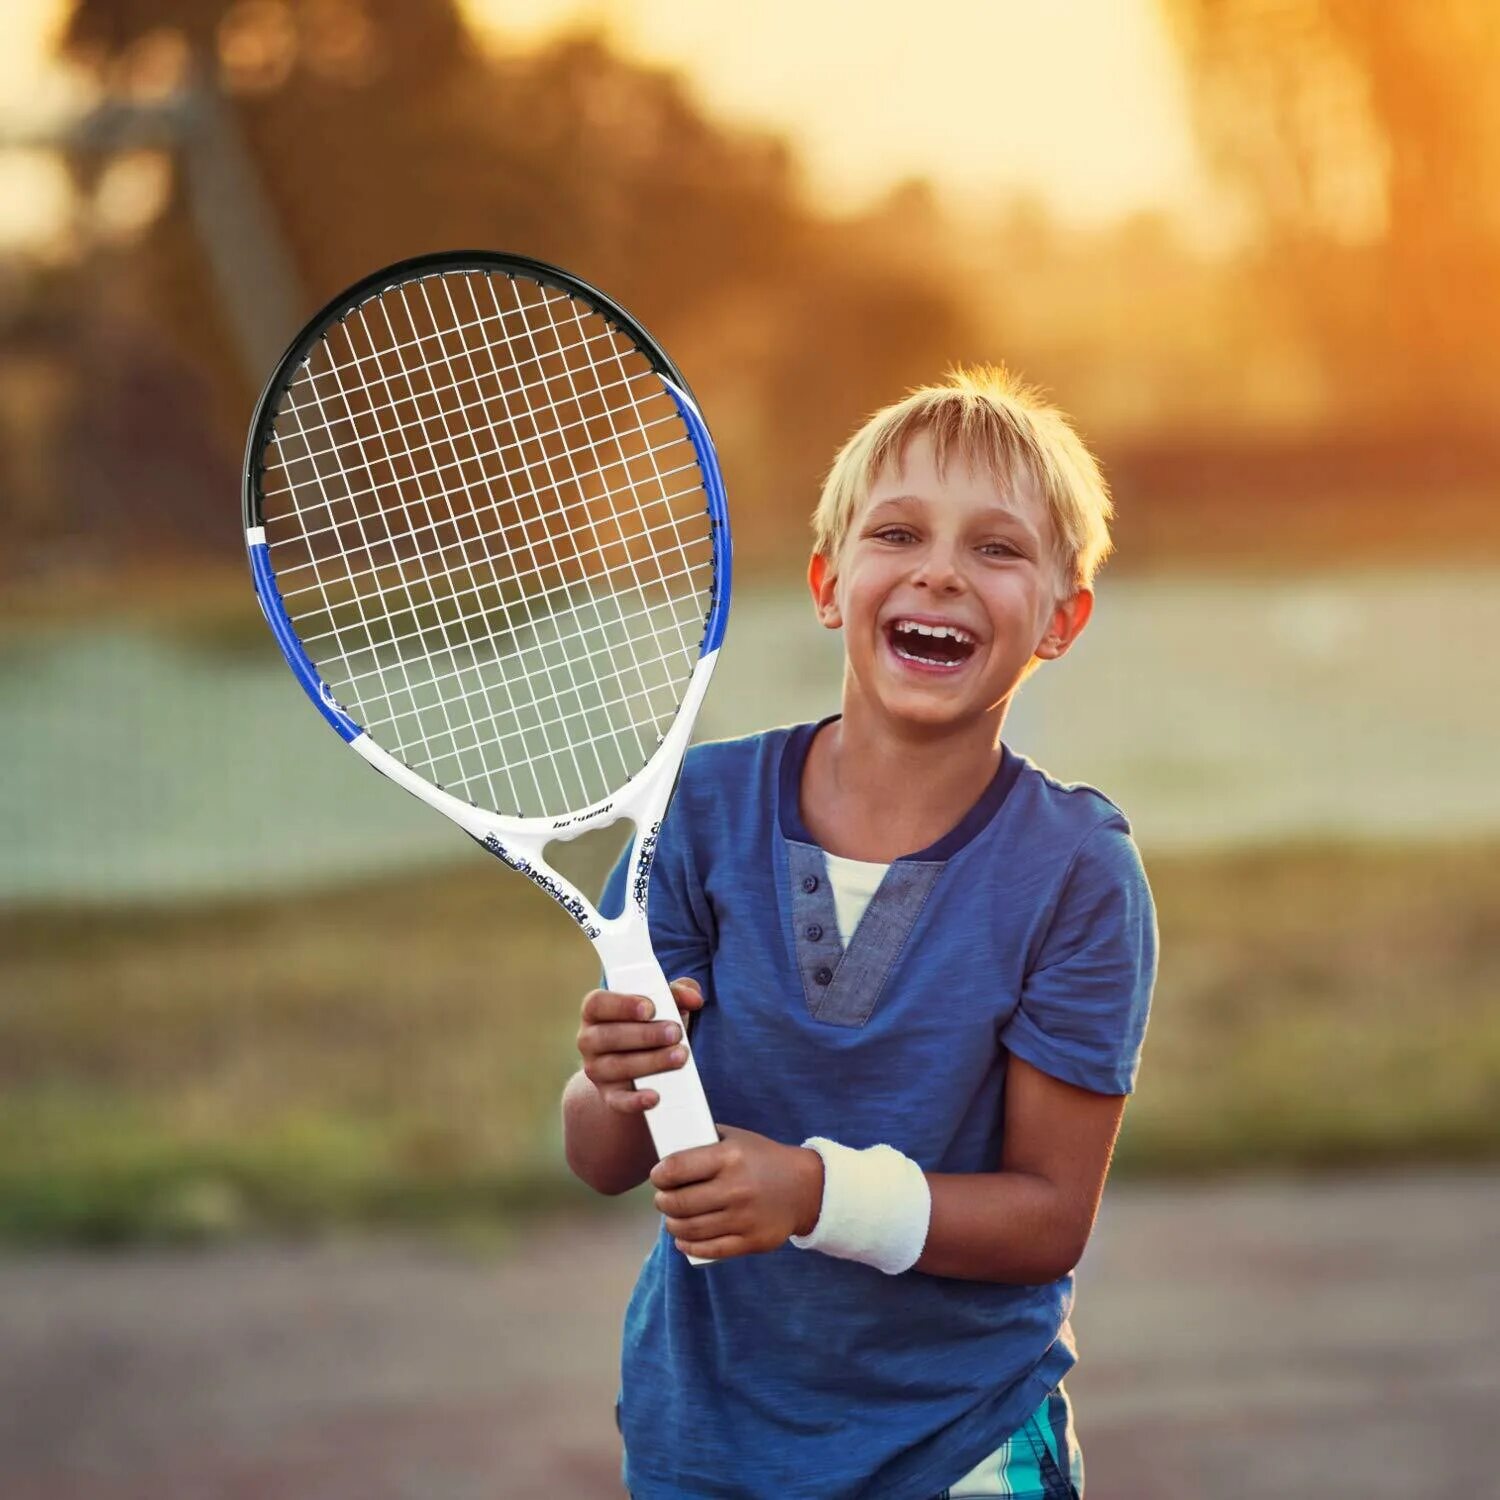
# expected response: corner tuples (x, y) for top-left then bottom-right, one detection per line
(980, 541), (1022, 558)
(872, 526), (916, 543)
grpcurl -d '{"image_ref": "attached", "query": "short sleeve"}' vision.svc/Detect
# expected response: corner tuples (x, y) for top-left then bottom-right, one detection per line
(599, 795), (716, 1004)
(1000, 815), (1158, 1096)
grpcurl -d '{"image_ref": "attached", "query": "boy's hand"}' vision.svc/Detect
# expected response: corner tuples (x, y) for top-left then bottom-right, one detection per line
(577, 978), (706, 1116)
(651, 1125), (824, 1261)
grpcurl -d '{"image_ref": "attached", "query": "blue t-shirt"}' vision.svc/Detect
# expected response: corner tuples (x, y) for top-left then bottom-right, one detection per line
(601, 719), (1158, 1500)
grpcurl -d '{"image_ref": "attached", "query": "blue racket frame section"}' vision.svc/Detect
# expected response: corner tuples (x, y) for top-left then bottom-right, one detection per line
(669, 388), (733, 654)
(248, 541), (362, 742)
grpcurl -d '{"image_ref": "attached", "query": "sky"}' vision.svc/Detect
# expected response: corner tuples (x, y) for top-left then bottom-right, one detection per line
(0, 0), (79, 249)
(0, 0), (65, 104)
(0, 0), (1213, 243)
(463, 0), (1212, 224)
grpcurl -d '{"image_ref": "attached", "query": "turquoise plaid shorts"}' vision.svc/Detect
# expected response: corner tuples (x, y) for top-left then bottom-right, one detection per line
(934, 1383), (1083, 1499)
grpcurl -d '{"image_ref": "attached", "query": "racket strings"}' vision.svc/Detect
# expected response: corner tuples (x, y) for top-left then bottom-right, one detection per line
(363, 611), (697, 743)
(484, 275), (673, 798)
(527, 274), (707, 788)
(267, 425), (694, 553)
(390, 273), (605, 809)
(257, 268), (715, 818)
(288, 275), (621, 395)
(301, 553), (708, 686)
(353, 279), (552, 811)
(266, 318), (676, 538)
(265, 314), (692, 585)
(274, 305), (450, 789)
(409, 274), (693, 811)
(478, 274), (708, 800)
(278, 494), (706, 623)
(385, 665), (699, 783)
(283, 320), (629, 451)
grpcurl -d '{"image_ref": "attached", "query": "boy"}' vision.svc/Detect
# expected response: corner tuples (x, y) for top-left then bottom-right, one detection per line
(561, 366), (1158, 1499)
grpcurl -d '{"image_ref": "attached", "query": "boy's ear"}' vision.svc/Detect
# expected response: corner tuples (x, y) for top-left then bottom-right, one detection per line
(807, 551), (843, 629)
(1033, 588), (1094, 661)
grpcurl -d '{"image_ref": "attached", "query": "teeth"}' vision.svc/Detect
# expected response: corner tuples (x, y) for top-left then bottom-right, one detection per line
(893, 619), (975, 645)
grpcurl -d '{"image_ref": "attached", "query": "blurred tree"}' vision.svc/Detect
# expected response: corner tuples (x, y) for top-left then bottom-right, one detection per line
(1163, 0), (1500, 424)
(52, 0), (971, 571)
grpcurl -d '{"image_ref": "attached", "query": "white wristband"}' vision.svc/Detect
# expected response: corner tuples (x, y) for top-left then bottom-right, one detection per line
(789, 1137), (931, 1275)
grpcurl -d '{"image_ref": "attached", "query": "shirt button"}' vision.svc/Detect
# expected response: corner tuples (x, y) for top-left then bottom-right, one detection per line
(814, 966), (833, 986)
(801, 875), (819, 893)
(805, 923), (824, 942)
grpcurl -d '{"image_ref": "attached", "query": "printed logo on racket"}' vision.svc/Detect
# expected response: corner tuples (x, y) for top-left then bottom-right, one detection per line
(482, 833), (603, 939)
(632, 822), (661, 912)
(551, 805), (612, 830)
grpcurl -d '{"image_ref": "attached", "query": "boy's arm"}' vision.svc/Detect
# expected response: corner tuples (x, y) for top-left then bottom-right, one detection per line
(906, 815), (1153, 1281)
(562, 977), (708, 1197)
(561, 1068), (661, 1196)
(912, 1055), (1126, 1283)
(653, 1054), (1124, 1278)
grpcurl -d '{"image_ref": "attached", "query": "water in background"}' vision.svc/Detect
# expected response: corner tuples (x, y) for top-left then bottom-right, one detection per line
(4, 566), (1493, 904)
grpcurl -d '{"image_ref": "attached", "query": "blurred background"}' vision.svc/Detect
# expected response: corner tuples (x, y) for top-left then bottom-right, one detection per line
(1, 1), (1496, 1496)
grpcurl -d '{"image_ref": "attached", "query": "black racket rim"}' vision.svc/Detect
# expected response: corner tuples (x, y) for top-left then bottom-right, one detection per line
(241, 249), (698, 532)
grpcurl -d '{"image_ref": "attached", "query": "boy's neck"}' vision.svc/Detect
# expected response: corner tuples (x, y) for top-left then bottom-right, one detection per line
(799, 704), (1007, 862)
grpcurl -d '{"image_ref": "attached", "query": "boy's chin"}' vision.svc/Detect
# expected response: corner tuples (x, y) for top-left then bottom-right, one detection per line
(863, 663), (1017, 732)
(850, 648), (1013, 732)
(872, 684), (991, 733)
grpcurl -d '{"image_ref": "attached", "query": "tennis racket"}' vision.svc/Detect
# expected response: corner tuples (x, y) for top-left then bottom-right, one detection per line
(242, 251), (728, 1253)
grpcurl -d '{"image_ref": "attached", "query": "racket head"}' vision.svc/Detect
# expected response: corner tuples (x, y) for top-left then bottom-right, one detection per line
(243, 251), (730, 830)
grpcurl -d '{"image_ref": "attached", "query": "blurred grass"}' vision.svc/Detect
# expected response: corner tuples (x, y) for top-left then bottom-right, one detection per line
(1, 836), (1496, 1246)
(0, 857), (616, 1247)
(1124, 836), (1500, 1175)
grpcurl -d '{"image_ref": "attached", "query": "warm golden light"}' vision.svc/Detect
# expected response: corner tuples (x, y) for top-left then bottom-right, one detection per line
(0, 0), (84, 248)
(461, 0), (1213, 223)
(0, 150), (73, 251)
(0, 0), (1217, 247)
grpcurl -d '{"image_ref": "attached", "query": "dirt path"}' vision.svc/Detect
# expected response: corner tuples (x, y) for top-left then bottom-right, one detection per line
(2, 1167), (1496, 1499)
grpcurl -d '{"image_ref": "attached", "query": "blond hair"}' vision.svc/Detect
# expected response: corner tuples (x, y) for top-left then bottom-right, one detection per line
(811, 366), (1115, 595)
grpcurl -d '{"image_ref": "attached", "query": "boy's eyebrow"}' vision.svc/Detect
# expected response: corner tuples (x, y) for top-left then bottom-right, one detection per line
(865, 493), (1041, 545)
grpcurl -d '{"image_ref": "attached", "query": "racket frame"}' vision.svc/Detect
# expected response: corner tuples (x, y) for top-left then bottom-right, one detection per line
(243, 253), (731, 1254)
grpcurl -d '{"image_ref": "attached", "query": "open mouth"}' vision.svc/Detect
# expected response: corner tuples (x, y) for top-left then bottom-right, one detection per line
(885, 617), (979, 670)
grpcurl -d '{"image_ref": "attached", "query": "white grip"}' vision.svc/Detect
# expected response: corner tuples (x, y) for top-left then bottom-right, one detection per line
(607, 955), (720, 1269)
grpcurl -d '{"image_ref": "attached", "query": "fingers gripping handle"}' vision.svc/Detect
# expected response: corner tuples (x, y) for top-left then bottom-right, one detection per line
(611, 957), (719, 1153)
(612, 948), (723, 1266)
(607, 956), (720, 1268)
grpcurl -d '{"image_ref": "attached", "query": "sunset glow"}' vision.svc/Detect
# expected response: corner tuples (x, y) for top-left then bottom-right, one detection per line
(0, 0), (1215, 245)
(462, 0), (1212, 222)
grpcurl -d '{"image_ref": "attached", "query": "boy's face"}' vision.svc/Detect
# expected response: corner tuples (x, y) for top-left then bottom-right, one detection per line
(809, 428), (1092, 735)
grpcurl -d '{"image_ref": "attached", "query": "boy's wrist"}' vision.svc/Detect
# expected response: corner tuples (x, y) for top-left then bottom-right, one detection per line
(792, 1146), (825, 1237)
(788, 1138), (932, 1274)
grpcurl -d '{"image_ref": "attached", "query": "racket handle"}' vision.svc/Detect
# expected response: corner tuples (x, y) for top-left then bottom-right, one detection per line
(611, 957), (719, 1152)
(607, 956), (720, 1269)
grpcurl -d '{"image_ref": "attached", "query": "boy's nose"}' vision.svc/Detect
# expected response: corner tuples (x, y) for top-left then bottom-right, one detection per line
(911, 548), (964, 593)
